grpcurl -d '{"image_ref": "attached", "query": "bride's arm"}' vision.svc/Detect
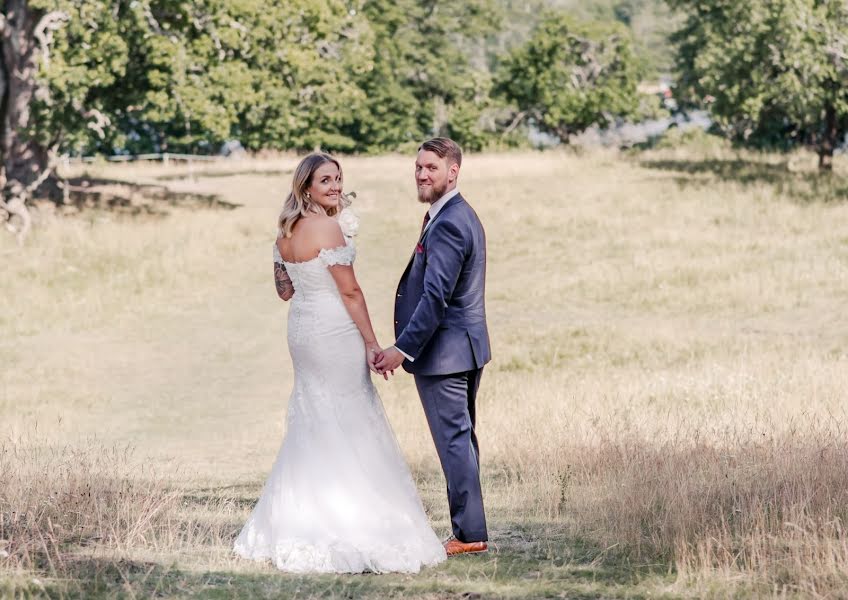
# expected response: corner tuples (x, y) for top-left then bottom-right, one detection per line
(312, 219), (384, 374)
(273, 240), (294, 301)
(274, 261), (294, 301)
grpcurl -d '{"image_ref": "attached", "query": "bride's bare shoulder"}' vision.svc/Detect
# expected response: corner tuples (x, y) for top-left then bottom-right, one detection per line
(289, 215), (344, 258)
(299, 215), (343, 241)
(298, 214), (334, 228)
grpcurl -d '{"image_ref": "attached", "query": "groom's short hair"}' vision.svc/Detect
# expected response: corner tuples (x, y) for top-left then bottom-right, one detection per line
(420, 137), (462, 168)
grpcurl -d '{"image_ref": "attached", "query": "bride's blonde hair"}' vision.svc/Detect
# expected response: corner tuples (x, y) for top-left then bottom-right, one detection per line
(278, 152), (351, 238)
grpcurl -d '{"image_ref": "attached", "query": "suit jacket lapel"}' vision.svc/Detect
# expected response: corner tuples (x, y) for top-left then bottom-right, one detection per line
(401, 194), (465, 281)
(418, 194), (464, 244)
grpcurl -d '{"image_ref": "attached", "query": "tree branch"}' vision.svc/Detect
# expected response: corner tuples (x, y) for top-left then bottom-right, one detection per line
(825, 36), (848, 76)
(25, 163), (53, 195)
(72, 99), (111, 139)
(31, 146), (58, 193)
(501, 110), (527, 137)
(34, 11), (70, 69)
(0, 195), (32, 245)
(85, 109), (110, 138)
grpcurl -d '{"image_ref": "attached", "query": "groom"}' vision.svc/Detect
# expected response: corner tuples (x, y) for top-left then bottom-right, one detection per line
(375, 137), (491, 556)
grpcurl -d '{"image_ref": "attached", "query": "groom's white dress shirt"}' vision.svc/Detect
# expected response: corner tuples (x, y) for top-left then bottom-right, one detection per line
(422, 187), (460, 234)
(394, 188), (461, 362)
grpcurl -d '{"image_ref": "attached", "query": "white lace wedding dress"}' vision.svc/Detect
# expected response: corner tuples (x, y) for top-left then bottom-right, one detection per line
(233, 239), (446, 573)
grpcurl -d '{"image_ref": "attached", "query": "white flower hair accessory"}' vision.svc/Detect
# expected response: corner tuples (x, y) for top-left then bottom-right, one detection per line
(337, 203), (359, 238)
(337, 208), (359, 238)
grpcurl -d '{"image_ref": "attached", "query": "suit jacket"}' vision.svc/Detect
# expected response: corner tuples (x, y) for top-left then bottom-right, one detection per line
(394, 193), (491, 375)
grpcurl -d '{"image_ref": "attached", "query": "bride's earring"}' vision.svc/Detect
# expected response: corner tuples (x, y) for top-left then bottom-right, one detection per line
(305, 192), (312, 200)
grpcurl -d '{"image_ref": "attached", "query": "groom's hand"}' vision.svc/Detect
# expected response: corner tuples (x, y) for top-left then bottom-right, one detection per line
(375, 347), (405, 375)
(366, 342), (389, 380)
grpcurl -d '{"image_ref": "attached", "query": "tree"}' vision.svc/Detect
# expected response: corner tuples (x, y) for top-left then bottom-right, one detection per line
(1, 0), (539, 243)
(3, 0), (129, 239)
(669, 0), (848, 171)
(1, 0), (376, 241)
(494, 12), (641, 144)
(1, 1), (73, 240)
(88, 0), (374, 155)
(344, 0), (502, 152)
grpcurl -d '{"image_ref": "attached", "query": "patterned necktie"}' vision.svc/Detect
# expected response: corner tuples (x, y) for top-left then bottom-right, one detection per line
(421, 212), (431, 235)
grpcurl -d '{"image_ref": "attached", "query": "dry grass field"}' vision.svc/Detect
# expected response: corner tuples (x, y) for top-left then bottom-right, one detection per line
(2, 143), (848, 598)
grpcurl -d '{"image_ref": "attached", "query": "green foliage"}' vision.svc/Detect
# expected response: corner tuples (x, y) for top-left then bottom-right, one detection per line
(633, 92), (671, 123)
(649, 126), (730, 152)
(669, 0), (848, 166)
(109, 0), (372, 154)
(494, 0), (676, 77)
(30, 0), (129, 153)
(344, 0), (502, 152)
(31, 0), (505, 156)
(494, 12), (642, 142)
(22, 0), (679, 161)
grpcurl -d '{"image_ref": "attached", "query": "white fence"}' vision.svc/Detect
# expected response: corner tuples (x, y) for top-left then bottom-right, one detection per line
(66, 153), (221, 166)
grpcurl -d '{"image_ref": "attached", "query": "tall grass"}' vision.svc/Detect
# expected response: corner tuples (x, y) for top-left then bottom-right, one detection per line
(0, 436), (178, 575)
(571, 429), (848, 590)
(2, 147), (847, 597)
(0, 434), (252, 595)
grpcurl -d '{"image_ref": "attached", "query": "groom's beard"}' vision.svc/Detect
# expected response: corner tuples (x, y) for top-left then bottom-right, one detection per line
(417, 180), (447, 204)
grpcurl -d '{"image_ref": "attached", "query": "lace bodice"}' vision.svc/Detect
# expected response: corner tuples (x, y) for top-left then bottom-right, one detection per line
(274, 240), (356, 301)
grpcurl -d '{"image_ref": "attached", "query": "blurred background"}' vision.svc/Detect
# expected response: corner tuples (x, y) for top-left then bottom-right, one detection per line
(2, 0), (847, 226)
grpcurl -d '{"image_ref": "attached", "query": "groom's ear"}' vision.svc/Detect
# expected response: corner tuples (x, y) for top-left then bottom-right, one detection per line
(448, 162), (460, 183)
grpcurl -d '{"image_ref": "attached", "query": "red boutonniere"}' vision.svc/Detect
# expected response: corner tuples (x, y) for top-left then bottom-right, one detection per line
(415, 243), (424, 254)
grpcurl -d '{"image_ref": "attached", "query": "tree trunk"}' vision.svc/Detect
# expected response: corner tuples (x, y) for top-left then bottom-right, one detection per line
(432, 96), (448, 137)
(818, 102), (838, 172)
(3, 1), (42, 185)
(0, 1), (62, 241)
(554, 125), (572, 145)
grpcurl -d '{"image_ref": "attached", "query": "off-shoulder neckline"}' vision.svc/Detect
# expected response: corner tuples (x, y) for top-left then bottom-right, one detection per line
(280, 242), (352, 266)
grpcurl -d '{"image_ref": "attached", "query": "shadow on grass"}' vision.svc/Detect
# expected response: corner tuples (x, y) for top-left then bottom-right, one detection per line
(155, 167), (293, 182)
(640, 157), (848, 202)
(58, 175), (240, 217)
(7, 522), (676, 599)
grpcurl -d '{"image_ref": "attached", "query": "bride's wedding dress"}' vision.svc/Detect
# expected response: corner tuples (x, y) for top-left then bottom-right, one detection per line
(233, 239), (446, 573)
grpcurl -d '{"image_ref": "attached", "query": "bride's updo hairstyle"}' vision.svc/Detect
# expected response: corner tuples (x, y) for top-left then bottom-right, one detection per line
(278, 152), (351, 238)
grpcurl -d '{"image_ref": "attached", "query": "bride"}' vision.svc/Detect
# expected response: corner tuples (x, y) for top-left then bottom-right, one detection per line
(233, 153), (446, 573)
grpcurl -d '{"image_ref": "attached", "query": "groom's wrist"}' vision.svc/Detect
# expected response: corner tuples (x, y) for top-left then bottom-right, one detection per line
(393, 345), (414, 362)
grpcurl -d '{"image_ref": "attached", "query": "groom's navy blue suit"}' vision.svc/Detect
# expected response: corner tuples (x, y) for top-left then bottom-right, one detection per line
(394, 192), (491, 543)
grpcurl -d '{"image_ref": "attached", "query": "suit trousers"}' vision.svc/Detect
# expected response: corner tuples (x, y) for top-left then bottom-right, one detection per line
(414, 368), (488, 543)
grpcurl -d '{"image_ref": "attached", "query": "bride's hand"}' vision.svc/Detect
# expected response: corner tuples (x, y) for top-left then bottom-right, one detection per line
(365, 341), (388, 380)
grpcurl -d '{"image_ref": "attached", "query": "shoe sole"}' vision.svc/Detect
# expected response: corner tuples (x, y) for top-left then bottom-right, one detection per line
(446, 548), (488, 557)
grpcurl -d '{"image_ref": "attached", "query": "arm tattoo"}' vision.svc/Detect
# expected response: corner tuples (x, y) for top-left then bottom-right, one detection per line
(274, 261), (294, 301)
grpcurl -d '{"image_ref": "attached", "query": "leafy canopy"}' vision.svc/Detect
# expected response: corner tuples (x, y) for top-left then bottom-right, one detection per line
(495, 12), (642, 142)
(669, 0), (848, 166)
(33, 0), (503, 155)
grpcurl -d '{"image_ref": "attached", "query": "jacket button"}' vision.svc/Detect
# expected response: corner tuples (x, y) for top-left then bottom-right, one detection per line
(394, 320), (398, 324)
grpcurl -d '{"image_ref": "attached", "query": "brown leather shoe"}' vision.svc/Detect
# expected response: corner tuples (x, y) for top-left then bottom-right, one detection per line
(443, 536), (488, 556)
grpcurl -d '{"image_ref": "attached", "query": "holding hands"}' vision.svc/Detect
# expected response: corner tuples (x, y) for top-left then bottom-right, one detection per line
(365, 342), (405, 379)
(374, 346), (405, 376)
(365, 341), (389, 380)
